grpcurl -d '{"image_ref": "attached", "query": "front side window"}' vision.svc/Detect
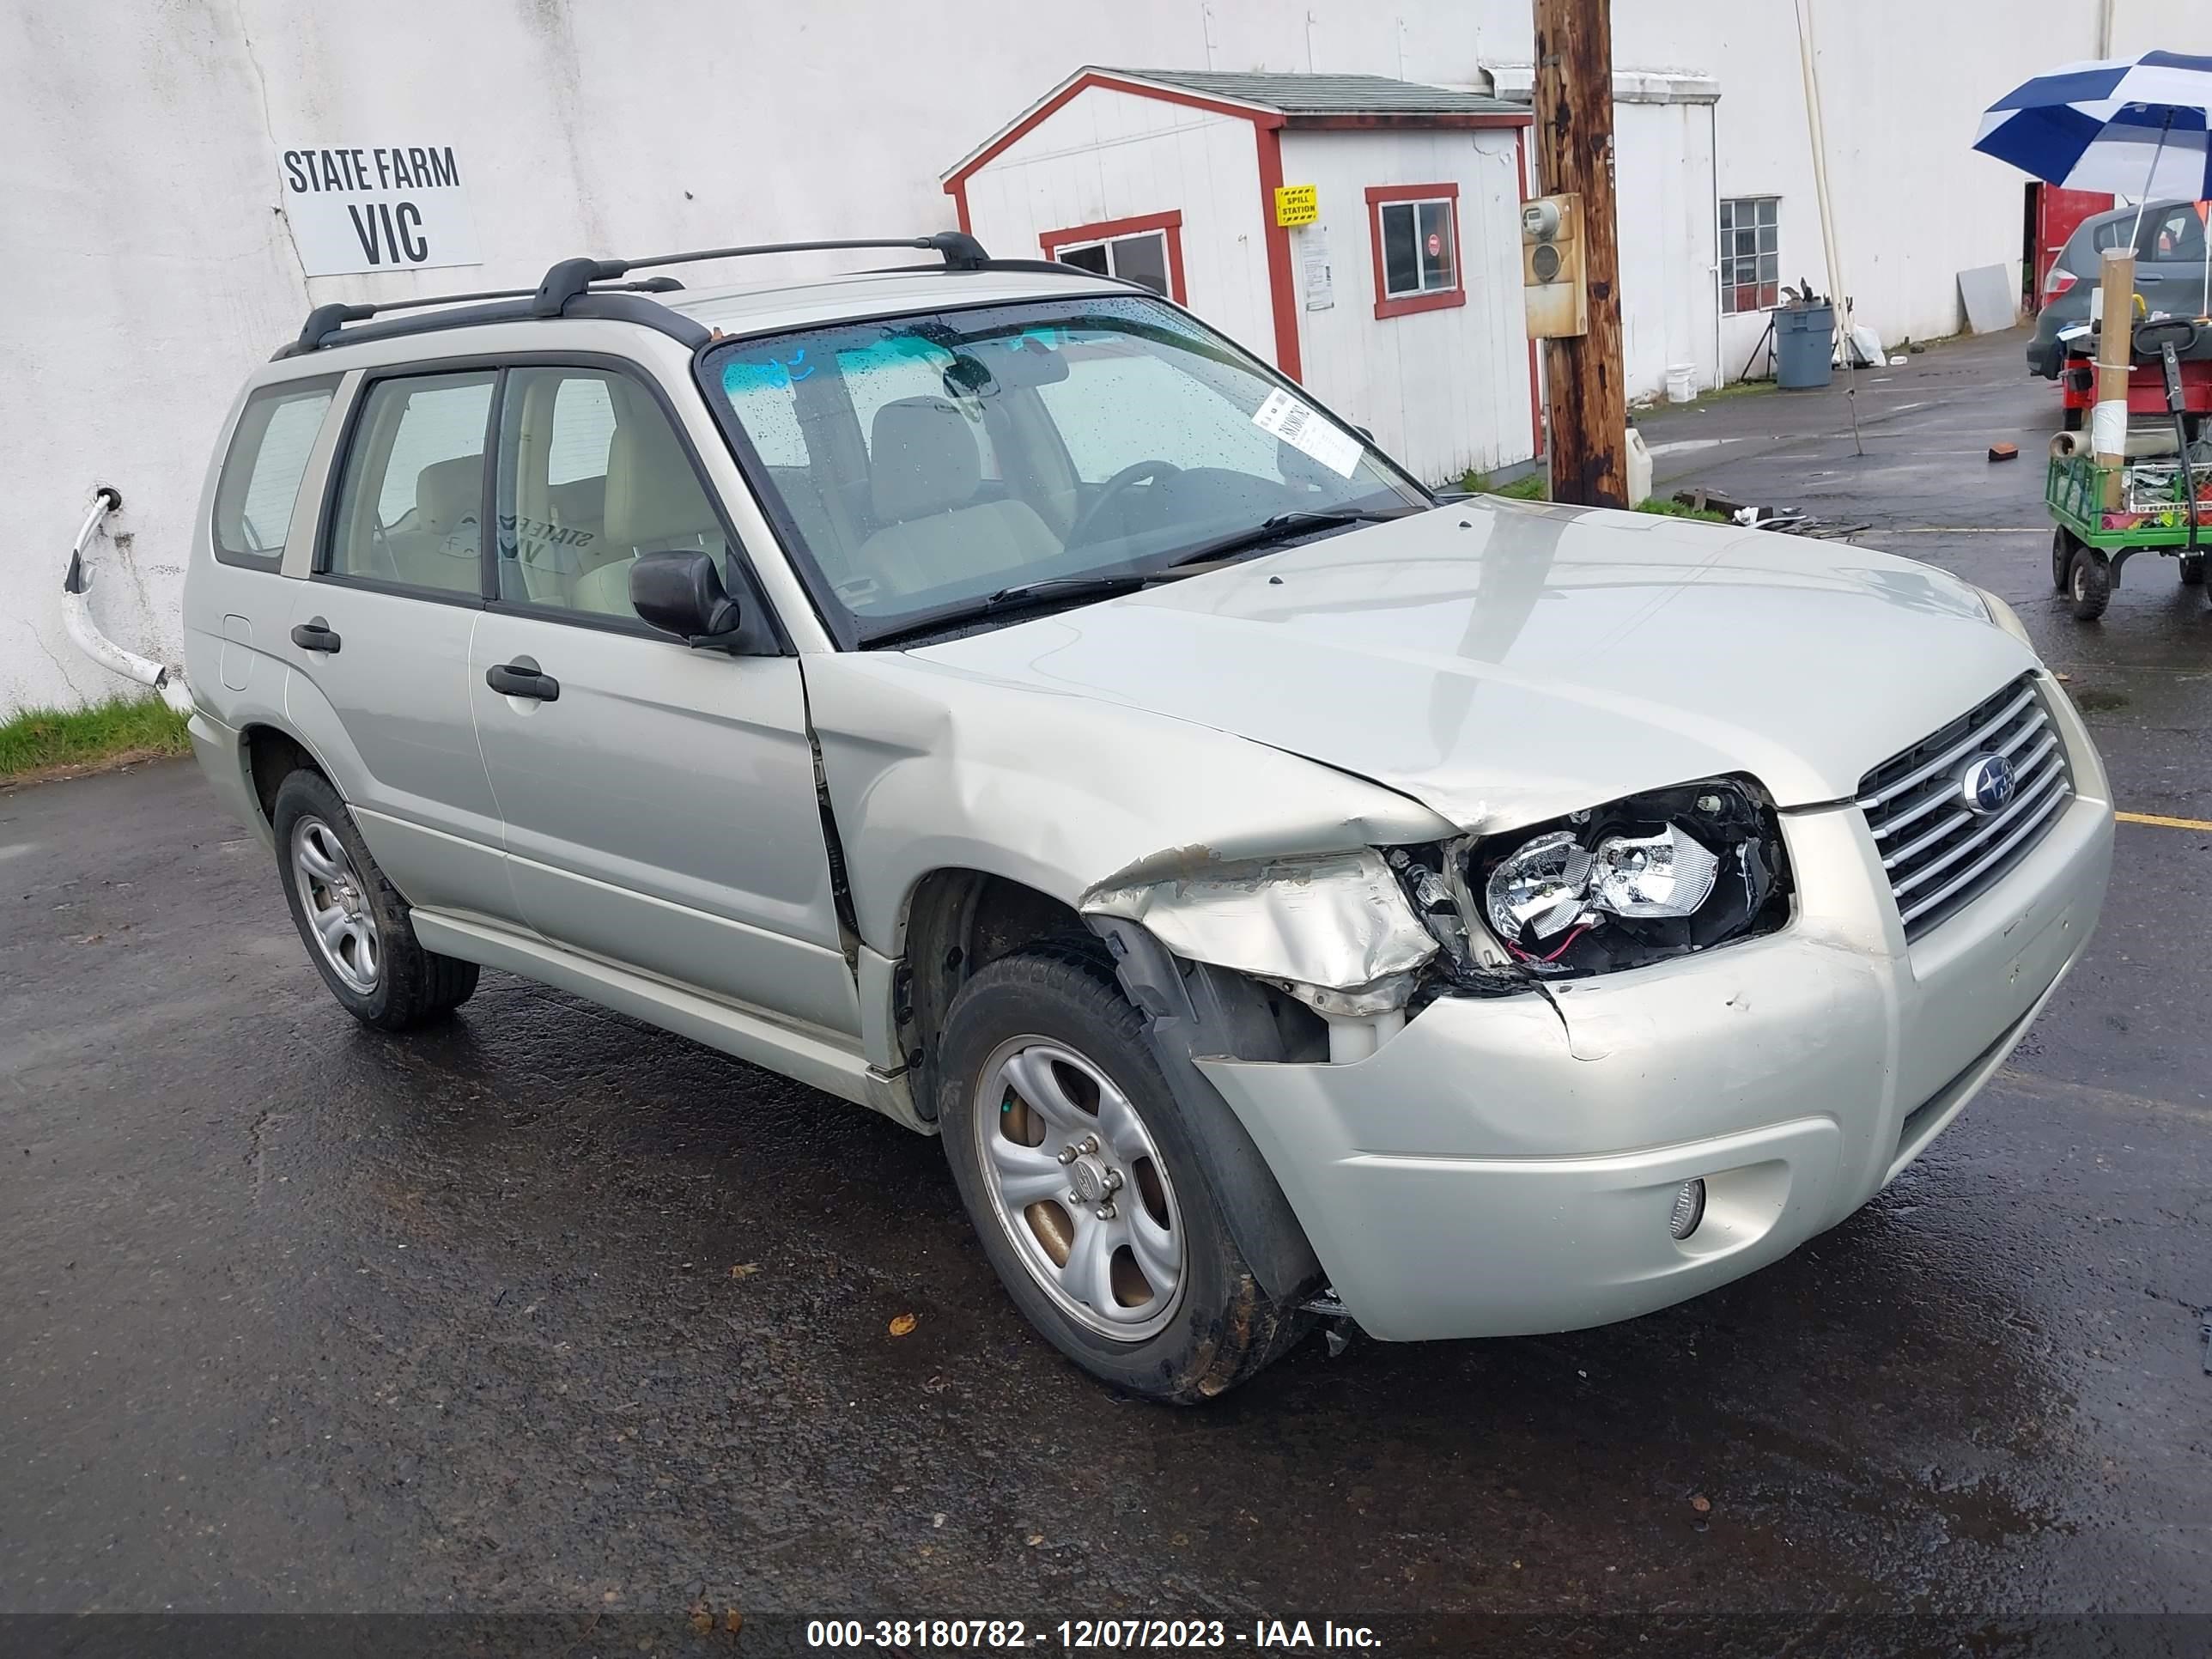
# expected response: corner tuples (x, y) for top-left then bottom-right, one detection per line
(1720, 196), (1780, 313)
(1367, 186), (1462, 318)
(494, 367), (727, 620)
(707, 295), (1426, 641)
(1042, 213), (1182, 300)
(213, 380), (336, 568)
(325, 372), (494, 596)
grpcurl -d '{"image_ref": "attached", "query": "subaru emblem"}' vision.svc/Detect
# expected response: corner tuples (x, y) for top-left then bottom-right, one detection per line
(1959, 753), (2016, 816)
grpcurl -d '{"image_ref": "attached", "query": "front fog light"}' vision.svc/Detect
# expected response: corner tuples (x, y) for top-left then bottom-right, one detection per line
(1668, 1178), (1706, 1240)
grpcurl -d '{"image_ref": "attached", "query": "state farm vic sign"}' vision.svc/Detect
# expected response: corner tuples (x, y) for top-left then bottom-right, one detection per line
(279, 143), (482, 276)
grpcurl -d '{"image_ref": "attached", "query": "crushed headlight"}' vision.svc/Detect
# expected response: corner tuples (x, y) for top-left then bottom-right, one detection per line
(1472, 779), (1792, 976)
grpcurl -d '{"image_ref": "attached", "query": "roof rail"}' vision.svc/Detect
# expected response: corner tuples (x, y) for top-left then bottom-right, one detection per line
(276, 276), (685, 359)
(275, 231), (998, 359)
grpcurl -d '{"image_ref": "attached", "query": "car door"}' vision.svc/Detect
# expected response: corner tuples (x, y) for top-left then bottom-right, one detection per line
(285, 367), (514, 921)
(467, 362), (860, 1037)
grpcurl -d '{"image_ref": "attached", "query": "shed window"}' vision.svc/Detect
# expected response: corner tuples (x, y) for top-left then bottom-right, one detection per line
(1720, 197), (1780, 313)
(1041, 212), (1185, 301)
(1365, 185), (1465, 319)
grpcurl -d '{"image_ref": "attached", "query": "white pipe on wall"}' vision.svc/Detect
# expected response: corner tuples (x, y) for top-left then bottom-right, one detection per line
(59, 489), (195, 716)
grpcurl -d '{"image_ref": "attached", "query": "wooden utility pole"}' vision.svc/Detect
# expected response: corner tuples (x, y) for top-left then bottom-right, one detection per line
(1533, 0), (1627, 507)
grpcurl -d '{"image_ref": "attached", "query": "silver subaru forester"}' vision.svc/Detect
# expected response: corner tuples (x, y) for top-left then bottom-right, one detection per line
(179, 232), (2114, 1401)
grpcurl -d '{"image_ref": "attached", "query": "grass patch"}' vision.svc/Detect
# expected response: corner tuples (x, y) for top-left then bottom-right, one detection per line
(1455, 469), (1726, 521)
(0, 694), (191, 781)
(1631, 495), (1730, 521)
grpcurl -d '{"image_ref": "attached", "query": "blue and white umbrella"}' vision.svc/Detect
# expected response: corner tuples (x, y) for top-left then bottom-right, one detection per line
(1978, 51), (2212, 315)
(1976, 50), (2212, 202)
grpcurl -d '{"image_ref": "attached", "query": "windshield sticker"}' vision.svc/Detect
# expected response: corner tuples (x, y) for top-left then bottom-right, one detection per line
(1251, 388), (1361, 478)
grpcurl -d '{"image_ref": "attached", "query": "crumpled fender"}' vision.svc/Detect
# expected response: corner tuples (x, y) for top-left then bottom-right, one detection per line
(1079, 847), (1437, 1000)
(801, 650), (1456, 956)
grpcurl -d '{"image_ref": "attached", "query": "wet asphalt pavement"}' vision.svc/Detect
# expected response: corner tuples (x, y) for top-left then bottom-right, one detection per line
(3, 327), (2209, 1647)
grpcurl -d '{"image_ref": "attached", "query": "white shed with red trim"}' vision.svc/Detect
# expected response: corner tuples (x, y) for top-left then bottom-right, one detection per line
(943, 68), (1538, 484)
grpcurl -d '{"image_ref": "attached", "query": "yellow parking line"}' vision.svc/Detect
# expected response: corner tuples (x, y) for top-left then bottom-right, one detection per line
(2117, 811), (2212, 831)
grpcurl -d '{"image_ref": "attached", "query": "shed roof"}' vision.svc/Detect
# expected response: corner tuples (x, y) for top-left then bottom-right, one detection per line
(944, 65), (1529, 187)
(1102, 68), (1524, 118)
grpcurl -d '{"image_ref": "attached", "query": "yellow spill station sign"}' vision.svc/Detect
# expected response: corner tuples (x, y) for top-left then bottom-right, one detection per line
(1274, 184), (1318, 228)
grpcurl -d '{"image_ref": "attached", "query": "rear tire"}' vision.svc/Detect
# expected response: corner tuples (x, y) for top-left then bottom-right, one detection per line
(270, 769), (478, 1030)
(2180, 554), (2206, 586)
(2067, 544), (2112, 621)
(936, 950), (1311, 1403)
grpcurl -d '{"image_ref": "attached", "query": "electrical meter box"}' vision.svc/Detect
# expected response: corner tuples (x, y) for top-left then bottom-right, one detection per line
(1522, 192), (1588, 339)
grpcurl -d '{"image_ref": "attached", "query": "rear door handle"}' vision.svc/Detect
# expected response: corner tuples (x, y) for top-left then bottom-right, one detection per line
(290, 617), (342, 653)
(485, 655), (560, 702)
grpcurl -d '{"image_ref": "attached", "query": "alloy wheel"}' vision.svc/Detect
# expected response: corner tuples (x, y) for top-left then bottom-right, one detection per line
(972, 1036), (1185, 1341)
(291, 816), (380, 995)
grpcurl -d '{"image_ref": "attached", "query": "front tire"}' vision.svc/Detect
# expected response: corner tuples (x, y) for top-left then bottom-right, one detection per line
(270, 769), (478, 1030)
(937, 951), (1310, 1402)
(2068, 544), (2112, 620)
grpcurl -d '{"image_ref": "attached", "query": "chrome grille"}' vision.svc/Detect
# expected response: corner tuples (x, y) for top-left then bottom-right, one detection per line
(1856, 674), (2072, 940)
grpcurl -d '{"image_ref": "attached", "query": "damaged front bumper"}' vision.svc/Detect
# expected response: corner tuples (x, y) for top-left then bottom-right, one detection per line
(1188, 785), (2114, 1343)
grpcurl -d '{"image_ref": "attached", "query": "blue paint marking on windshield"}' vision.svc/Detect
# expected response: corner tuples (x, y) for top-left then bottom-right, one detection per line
(721, 349), (815, 392)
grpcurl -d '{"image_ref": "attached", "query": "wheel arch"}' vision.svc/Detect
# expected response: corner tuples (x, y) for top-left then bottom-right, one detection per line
(240, 721), (340, 826)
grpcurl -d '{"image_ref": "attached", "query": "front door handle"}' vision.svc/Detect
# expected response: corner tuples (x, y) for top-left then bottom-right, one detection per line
(290, 617), (342, 653)
(485, 655), (560, 702)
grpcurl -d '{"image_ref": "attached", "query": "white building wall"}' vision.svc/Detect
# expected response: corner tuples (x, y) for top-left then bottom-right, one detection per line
(957, 86), (1273, 362)
(1280, 129), (1532, 483)
(1612, 98), (1720, 401)
(6, 0), (2210, 714)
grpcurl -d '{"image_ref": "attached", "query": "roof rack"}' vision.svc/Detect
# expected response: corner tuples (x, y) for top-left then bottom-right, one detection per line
(276, 231), (993, 358)
(531, 231), (989, 315)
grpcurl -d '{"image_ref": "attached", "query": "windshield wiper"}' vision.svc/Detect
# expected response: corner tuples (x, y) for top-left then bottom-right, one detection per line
(858, 509), (1419, 649)
(980, 574), (1154, 606)
(1161, 507), (1418, 570)
(859, 574), (1155, 648)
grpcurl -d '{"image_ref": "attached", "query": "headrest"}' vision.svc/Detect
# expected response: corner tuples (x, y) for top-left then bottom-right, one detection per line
(549, 474), (606, 527)
(604, 416), (716, 550)
(869, 397), (981, 522)
(415, 456), (483, 539)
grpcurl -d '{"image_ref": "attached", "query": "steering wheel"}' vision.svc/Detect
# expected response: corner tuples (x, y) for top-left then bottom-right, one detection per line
(1066, 459), (1182, 548)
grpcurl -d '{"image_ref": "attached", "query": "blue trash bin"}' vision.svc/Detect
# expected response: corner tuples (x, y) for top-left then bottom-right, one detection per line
(1775, 302), (1835, 389)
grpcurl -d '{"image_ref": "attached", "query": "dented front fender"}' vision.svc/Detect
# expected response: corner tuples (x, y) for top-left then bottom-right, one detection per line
(801, 651), (1456, 955)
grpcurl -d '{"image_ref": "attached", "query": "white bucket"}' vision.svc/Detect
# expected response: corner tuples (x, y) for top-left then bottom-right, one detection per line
(1665, 364), (1697, 404)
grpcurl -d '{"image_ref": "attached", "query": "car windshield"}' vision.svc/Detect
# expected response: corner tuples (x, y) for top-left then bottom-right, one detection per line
(702, 294), (1428, 642)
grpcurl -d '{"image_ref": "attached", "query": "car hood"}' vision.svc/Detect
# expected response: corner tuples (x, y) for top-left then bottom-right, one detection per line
(908, 499), (2037, 831)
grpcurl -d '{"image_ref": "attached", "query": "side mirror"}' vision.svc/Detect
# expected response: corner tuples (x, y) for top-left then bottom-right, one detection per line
(630, 550), (742, 646)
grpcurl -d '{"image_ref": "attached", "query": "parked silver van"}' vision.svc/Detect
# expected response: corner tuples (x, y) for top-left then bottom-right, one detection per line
(182, 233), (2114, 1401)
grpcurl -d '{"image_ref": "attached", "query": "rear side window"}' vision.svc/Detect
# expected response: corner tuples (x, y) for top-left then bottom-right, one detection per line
(324, 372), (495, 597)
(212, 380), (337, 569)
